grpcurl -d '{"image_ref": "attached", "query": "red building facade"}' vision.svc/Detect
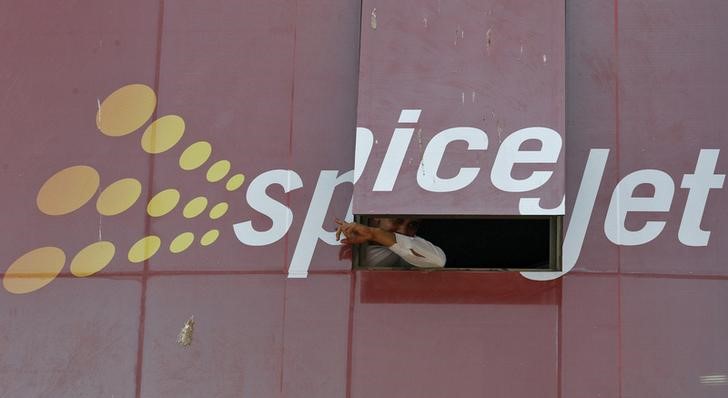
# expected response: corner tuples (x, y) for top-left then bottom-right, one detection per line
(1, 1), (727, 397)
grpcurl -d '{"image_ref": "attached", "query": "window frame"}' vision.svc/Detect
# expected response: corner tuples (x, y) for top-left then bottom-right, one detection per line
(352, 214), (563, 272)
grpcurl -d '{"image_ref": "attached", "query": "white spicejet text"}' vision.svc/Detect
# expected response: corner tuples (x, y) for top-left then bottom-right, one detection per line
(232, 110), (725, 280)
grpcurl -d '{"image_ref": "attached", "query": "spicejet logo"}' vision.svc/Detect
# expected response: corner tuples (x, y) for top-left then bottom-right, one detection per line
(2, 84), (244, 294)
(3, 83), (726, 294)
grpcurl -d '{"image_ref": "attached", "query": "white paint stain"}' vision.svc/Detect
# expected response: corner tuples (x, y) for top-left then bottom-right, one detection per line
(96, 98), (102, 126)
(416, 128), (424, 156)
(542, 54), (548, 63)
(486, 28), (493, 52)
(455, 25), (464, 45)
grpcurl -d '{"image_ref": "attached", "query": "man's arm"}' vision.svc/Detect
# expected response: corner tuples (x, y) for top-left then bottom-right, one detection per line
(335, 219), (395, 245)
(388, 233), (446, 268)
(335, 220), (446, 268)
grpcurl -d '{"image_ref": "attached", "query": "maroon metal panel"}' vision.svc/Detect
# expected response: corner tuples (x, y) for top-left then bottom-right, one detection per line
(351, 271), (560, 397)
(621, 277), (728, 397)
(359, 271), (560, 304)
(281, 275), (351, 397)
(139, 275), (285, 397)
(561, 274), (619, 398)
(353, 0), (565, 215)
(0, 278), (141, 397)
(615, 0), (728, 276)
(563, 0), (620, 273)
(285, 0), (361, 273)
(148, 0), (297, 272)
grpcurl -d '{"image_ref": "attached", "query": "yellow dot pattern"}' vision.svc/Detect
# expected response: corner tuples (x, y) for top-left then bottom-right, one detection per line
(170, 232), (195, 254)
(147, 189), (180, 217)
(97, 84), (156, 137)
(226, 173), (245, 191)
(182, 196), (207, 219)
(70, 241), (115, 277)
(209, 202), (229, 220)
(179, 141), (212, 171)
(206, 160), (231, 182)
(37, 165), (100, 216)
(200, 229), (220, 246)
(128, 236), (161, 263)
(3, 247), (66, 294)
(141, 115), (185, 154)
(96, 178), (142, 216)
(9, 83), (259, 292)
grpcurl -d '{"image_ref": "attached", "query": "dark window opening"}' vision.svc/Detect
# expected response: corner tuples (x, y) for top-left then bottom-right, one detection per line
(353, 215), (562, 271)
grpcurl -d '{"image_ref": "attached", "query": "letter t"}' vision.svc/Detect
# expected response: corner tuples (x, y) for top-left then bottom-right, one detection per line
(679, 149), (725, 246)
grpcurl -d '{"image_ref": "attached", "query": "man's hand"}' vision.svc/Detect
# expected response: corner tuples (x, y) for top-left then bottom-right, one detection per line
(335, 218), (397, 246)
(335, 219), (375, 245)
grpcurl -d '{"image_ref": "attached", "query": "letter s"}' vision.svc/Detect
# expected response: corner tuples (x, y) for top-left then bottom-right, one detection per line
(233, 169), (303, 246)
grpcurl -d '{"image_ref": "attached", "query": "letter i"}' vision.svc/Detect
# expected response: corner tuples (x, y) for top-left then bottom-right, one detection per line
(372, 109), (422, 191)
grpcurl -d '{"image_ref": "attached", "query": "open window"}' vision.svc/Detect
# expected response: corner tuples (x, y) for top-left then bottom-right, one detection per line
(353, 215), (562, 271)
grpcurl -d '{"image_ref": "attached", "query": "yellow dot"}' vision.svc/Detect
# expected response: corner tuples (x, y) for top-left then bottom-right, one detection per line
(200, 229), (220, 246)
(141, 115), (185, 154)
(226, 173), (245, 191)
(147, 189), (180, 217)
(97, 84), (157, 137)
(96, 178), (142, 216)
(3, 247), (65, 294)
(179, 141), (212, 171)
(37, 165), (100, 216)
(209, 202), (229, 220)
(128, 236), (161, 263)
(170, 232), (195, 254)
(70, 241), (115, 277)
(206, 160), (231, 182)
(183, 196), (208, 218)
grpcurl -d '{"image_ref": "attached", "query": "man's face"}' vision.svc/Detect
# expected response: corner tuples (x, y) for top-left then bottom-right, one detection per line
(375, 217), (421, 237)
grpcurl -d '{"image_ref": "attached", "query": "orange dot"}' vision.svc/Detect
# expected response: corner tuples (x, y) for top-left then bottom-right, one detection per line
(206, 160), (231, 182)
(183, 197), (208, 218)
(147, 189), (180, 217)
(209, 202), (229, 220)
(37, 165), (100, 216)
(96, 178), (142, 216)
(226, 174), (245, 191)
(179, 141), (212, 171)
(200, 229), (220, 246)
(128, 236), (161, 263)
(70, 241), (115, 277)
(3, 247), (65, 294)
(97, 84), (157, 137)
(170, 232), (195, 254)
(141, 115), (185, 154)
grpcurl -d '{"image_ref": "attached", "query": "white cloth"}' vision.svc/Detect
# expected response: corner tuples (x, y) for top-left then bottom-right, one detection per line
(365, 233), (446, 268)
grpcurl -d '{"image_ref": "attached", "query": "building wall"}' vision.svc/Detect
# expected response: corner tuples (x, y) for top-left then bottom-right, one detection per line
(1, 1), (727, 397)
